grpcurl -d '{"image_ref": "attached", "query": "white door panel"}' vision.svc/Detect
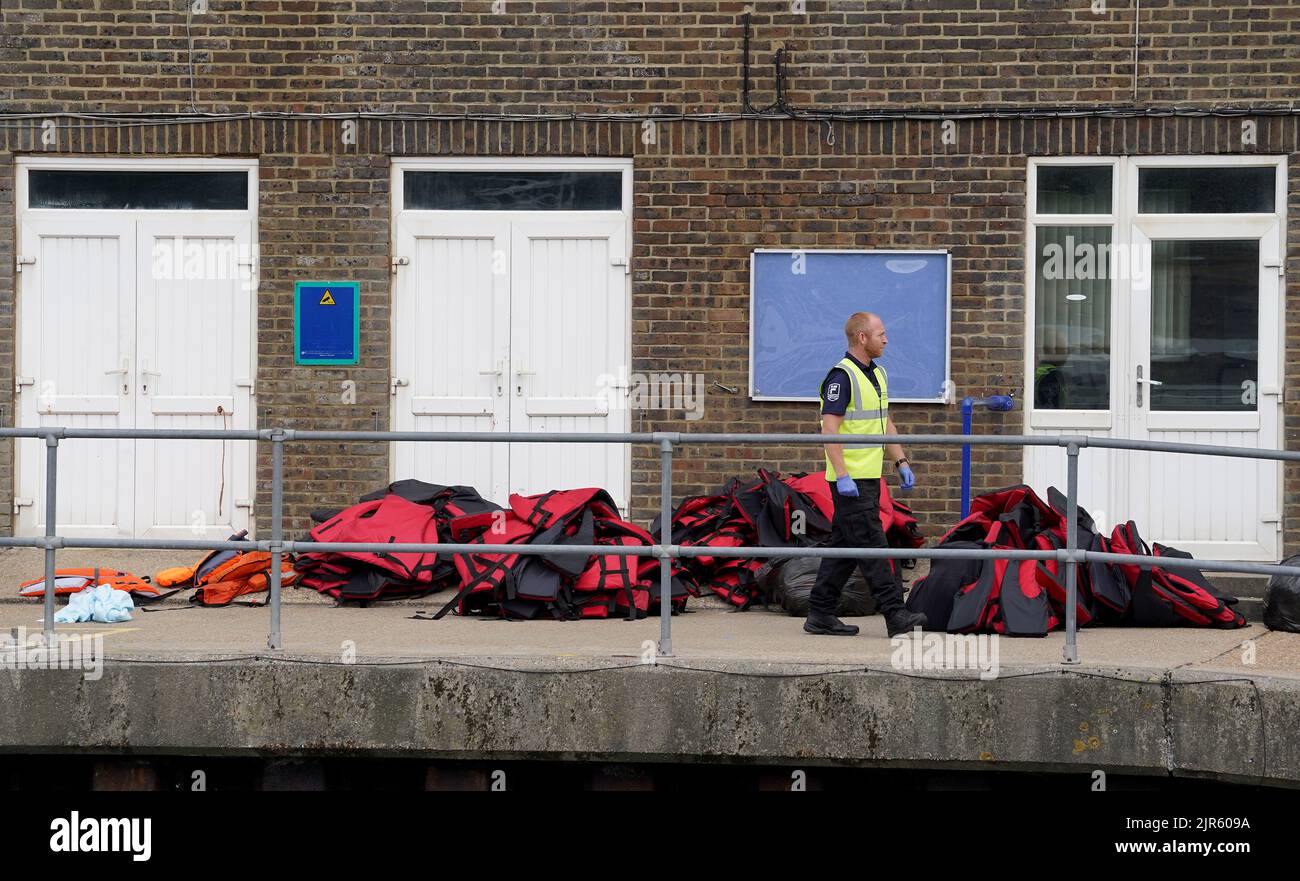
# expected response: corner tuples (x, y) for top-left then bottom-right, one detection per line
(392, 216), (510, 503)
(1124, 216), (1280, 560)
(509, 216), (629, 512)
(16, 212), (255, 539)
(135, 218), (254, 539)
(17, 216), (135, 537)
(393, 207), (630, 512)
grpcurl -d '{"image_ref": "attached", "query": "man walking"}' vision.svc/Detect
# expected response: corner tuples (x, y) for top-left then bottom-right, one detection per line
(805, 311), (928, 637)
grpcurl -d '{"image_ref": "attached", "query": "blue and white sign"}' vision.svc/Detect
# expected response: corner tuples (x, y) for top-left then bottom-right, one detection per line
(749, 250), (951, 403)
(295, 281), (359, 365)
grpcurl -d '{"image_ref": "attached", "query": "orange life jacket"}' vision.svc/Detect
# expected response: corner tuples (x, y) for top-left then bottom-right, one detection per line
(18, 568), (168, 601)
(191, 554), (297, 607)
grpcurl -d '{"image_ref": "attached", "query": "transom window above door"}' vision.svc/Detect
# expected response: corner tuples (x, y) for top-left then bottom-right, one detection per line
(402, 171), (622, 211)
(26, 169), (251, 211)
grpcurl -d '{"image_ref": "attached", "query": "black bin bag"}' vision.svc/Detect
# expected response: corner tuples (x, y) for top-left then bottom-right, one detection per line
(773, 556), (876, 617)
(1265, 554), (1300, 633)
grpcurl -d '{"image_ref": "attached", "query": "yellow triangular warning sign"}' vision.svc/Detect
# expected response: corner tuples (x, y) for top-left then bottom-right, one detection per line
(319, 290), (336, 306)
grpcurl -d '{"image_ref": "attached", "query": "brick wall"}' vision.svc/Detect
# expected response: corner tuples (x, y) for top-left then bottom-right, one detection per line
(2, 114), (1295, 545)
(1, 1), (1298, 546)
(2, 1), (1297, 113)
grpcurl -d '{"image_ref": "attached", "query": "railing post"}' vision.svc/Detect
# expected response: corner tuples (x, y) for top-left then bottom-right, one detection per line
(42, 433), (59, 644)
(1063, 440), (1081, 665)
(658, 436), (674, 657)
(268, 428), (285, 651)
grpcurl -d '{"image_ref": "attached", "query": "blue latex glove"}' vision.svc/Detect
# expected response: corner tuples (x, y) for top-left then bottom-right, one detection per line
(835, 474), (859, 497)
(899, 465), (916, 492)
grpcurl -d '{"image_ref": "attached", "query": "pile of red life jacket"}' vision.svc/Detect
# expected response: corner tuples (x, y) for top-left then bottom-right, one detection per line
(297, 480), (670, 620)
(652, 468), (925, 609)
(432, 486), (669, 620)
(905, 484), (1246, 636)
(296, 480), (496, 602)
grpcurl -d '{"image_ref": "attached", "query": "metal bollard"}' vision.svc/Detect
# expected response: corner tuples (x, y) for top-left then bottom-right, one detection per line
(42, 434), (60, 644)
(658, 436), (674, 657)
(268, 429), (285, 650)
(1063, 440), (1081, 665)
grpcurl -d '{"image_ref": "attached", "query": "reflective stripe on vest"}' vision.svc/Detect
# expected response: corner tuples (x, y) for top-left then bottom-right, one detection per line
(823, 357), (889, 479)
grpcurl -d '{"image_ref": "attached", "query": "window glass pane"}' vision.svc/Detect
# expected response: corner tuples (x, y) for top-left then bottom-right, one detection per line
(28, 170), (248, 210)
(1036, 165), (1112, 214)
(1034, 226), (1112, 410)
(1139, 167), (1275, 213)
(404, 171), (621, 210)
(1149, 239), (1258, 411)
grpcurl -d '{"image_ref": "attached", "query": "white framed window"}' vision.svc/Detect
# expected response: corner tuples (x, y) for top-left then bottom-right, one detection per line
(1025, 154), (1286, 431)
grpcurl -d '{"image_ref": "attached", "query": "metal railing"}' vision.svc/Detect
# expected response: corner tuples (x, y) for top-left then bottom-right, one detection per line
(4, 426), (1299, 664)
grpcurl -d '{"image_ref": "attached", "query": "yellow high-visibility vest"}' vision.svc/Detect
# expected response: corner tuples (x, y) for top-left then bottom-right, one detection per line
(822, 357), (889, 480)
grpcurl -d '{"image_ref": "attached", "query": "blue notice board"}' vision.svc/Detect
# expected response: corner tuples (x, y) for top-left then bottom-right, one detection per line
(749, 250), (951, 403)
(295, 281), (359, 365)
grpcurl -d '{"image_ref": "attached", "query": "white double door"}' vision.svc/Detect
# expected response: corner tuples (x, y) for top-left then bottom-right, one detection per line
(1027, 214), (1283, 561)
(16, 214), (255, 538)
(392, 213), (630, 510)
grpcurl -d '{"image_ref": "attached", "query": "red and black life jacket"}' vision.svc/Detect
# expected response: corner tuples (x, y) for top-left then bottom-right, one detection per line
(903, 541), (987, 630)
(575, 520), (655, 598)
(1040, 486), (1129, 619)
(309, 493), (442, 583)
(1030, 531), (1096, 626)
(434, 487), (650, 620)
(947, 555), (1060, 637)
(1110, 521), (1245, 628)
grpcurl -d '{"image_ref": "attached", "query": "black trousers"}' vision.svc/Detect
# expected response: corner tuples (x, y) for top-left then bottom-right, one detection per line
(808, 477), (906, 617)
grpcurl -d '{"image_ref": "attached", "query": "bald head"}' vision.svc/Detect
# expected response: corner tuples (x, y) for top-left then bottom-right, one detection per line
(845, 311), (888, 359)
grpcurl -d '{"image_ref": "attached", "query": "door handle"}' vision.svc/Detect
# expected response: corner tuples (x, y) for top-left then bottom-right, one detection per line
(479, 361), (505, 396)
(105, 357), (130, 395)
(1135, 365), (1162, 407)
(140, 360), (161, 396)
(513, 361), (535, 397)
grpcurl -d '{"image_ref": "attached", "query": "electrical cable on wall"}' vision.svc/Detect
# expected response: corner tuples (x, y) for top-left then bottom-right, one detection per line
(0, 103), (1295, 133)
(3, 10), (1296, 132)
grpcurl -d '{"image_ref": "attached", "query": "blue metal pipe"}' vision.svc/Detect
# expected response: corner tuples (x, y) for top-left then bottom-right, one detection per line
(961, 394), (1015, 518)
(961, 397), (974, 518)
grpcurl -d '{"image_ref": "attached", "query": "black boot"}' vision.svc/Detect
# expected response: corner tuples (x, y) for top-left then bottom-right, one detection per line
(885, 610), (928, 638)
(804, 609), (860, 636)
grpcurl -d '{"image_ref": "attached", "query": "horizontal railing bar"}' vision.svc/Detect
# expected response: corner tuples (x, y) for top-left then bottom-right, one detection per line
(10, 534), (1296, 578)
(2, 426), (1299, 463)
(672, 546), (1058, 561)
(0, 537), (51, 548)
(52, 538), (263, 552)
(284, 541), (1300, 577)
(1082, 435), (1300, 462)
(296, 430), (661, 443)
(1085, 551), (1300, 579)
(657, 433), (1066, 447)
(296, 541), (646, 556)
(0, 427), (264, 440)
(289, 541), (1060, 560)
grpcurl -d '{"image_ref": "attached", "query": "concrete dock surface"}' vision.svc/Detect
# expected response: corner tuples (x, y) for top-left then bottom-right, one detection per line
(1, 546), (1296, 787)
